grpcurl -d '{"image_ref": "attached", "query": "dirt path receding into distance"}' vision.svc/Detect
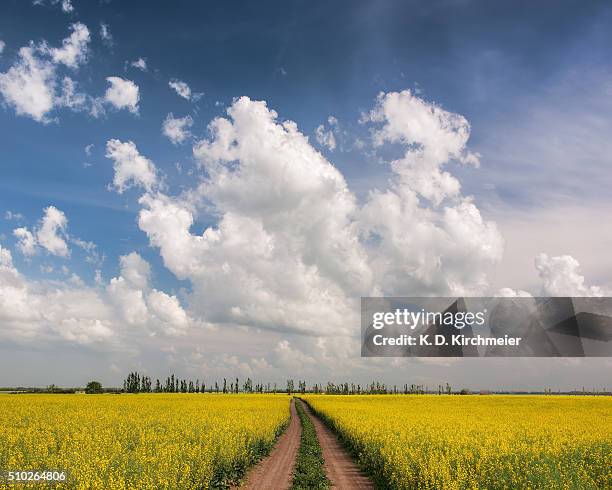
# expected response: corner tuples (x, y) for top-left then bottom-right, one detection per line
(237, 398), (301, 490)
(302, 403), (374, 490)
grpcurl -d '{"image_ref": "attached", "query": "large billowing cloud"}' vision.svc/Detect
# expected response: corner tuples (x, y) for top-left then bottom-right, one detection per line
(121, 92), (607, 377)
(3, 89), (605, 378)
(130, 93), (503, 344)
(360, 90), (503, 296)
(141, 96), (369, 335)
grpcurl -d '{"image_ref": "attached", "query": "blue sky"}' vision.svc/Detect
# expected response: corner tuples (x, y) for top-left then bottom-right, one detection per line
(0, 0), (611, 387)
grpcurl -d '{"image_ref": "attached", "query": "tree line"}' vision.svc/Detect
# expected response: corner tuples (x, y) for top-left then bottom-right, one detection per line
(122, 372), (460, 395)
(123, 372), (276, 394)
(2, 377), (609, 395)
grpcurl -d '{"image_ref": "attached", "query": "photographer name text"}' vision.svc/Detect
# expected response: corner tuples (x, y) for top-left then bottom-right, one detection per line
(372, 333), (522, 347)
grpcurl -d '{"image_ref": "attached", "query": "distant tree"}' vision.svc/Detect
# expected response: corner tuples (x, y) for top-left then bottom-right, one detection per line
(123, 372), (138, 393)
(287, 379), (294, 395)
(141, 376), (151, 393)
(298, 380), (306, 394)
(122, 372), (154, 393)
(86, 381), (103, 394)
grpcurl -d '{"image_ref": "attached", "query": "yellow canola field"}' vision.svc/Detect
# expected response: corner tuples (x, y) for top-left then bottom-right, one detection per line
(303, 394), (611, 489)
(0, 394), (290, 489)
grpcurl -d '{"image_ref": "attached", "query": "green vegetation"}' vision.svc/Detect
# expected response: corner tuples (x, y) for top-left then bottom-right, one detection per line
(85, 381), (103, 394)
(292, 399), (330, 489)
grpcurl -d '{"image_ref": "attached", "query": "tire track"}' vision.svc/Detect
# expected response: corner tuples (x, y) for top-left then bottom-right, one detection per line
(302, 402), (374, 489)
(236, 398), (301, 490)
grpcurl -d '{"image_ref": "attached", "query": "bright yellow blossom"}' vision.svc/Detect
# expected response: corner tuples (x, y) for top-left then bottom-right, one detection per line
(0, 394), (289, 489)
(303, 395), (611, 489)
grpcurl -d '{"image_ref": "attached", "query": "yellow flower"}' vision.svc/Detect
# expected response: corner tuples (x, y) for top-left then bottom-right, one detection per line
(0, 393), (289, 489)
(303, 394), (612, 489)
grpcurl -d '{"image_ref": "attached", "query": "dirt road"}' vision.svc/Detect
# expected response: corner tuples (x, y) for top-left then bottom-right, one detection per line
(237, 398), (301, 490)
(302, 403), (374, 489)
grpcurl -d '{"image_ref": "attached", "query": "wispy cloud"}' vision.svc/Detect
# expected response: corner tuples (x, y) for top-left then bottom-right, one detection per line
(168, 78), (202, 101)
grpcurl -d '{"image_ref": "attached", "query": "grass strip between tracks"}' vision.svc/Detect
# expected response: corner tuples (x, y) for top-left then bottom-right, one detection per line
(291, 398), (330, 489)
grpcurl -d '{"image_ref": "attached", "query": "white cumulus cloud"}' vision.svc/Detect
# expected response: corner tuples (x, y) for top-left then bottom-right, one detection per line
(106, 252), (191, 335)
(0, 45), (56, 122)
(36, 206), (70, 257)
(128, 93), (504, 350)
(535, 253), (605, 296)
(0, 23), (90, 122)
(3, 86), (609, 380)
(118, 252), (150, 290)
(46, 22), (90, 69)
(162, 113), (193, 145)
(359, 90), (502, 296)
(13, 206), (70, 258)
(364, 90), (480, 205)
(105, 139), (158, 193)
(104, 77), (139, 114)
(13, 228), (37, 256)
